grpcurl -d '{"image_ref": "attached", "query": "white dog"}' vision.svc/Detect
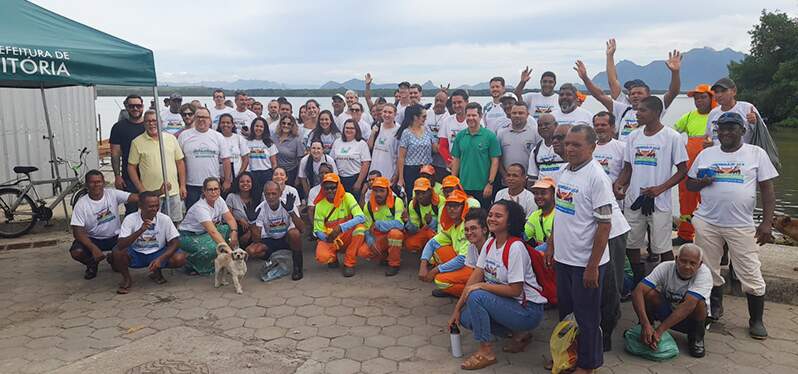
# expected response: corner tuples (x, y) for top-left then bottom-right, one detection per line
(214, 243), (248, 294)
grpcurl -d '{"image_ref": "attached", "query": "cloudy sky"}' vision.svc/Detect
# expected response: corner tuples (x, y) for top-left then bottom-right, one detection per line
(32, 0), (798, 88)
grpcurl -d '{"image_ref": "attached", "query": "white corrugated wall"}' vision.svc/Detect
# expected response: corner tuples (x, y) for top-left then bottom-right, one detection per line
(0, 86), (99, 194)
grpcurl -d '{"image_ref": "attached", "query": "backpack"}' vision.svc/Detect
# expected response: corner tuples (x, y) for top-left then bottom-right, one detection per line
(485, 236), (557, 305)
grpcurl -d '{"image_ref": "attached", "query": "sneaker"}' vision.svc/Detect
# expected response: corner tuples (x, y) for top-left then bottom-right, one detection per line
(84, 263), (98, 280)
(342, 266), (355, 277)
(431, 289), (451, 298)
(672, 237), (693, 246)
(385, 266), (400, 277)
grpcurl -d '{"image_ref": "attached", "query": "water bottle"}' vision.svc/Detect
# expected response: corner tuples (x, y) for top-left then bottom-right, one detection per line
(450, 324), (462, 358)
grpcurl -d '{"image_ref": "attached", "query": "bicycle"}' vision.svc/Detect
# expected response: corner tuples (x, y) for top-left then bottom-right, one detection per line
(0, 147), (91, 238)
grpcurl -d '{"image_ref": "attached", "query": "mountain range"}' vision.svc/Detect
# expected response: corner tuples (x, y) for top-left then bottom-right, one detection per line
(161, 47), (745, 92)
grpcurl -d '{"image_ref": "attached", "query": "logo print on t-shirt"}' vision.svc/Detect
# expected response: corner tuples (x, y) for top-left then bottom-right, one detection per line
(634, 146), (659, 166)
(339, 146), (351, 155)
(555, 184), (577, 215)
(250, 146), (267, 159)
(711, 162), (744, 184)
(95, 208), (115, 225)
(137, 230), (160, 249)
(268, 216), (289, 235)
(193, 146), (218, 159)
(596, 157), (611, 174)
(621, 120), (639, 136)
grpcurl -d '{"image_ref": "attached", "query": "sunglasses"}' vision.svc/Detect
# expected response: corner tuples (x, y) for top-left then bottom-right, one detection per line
(127, 104), (143, 109)
(181, 112), (194, 117)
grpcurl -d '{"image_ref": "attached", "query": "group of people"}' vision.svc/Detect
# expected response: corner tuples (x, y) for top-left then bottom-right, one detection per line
(67, 39), (780, 373)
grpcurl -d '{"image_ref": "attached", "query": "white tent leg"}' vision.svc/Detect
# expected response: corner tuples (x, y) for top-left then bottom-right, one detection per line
(152, 87), (172, 218)
(40, 85), (68, 222)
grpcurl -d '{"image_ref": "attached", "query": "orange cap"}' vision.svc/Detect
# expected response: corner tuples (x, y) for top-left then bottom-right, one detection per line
(531, 176), (556, 190)
(322, 173), (341, 184)
(442, 175), (462, 188)
(420, 164), (435, 175)
(371, 176), (390, 189)
(687, 84), (714, 97)
(445, 189), (468, 204)
(413, 178), (432, 192)
(576, 91), (587, 102)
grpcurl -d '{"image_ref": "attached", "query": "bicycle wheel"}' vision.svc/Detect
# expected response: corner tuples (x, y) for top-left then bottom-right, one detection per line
(70, 187), (87, 208)
(0, 188), (39, 238)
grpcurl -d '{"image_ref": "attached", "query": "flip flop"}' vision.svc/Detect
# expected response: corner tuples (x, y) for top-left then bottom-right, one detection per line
(460, 353), (497, 370)
(116, 285), (130, 294)
(503, 333), (532, 353)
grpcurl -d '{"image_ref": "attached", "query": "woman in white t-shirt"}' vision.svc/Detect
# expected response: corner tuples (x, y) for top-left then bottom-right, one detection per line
(331, 119), (372, 194)
(246, 117), (279, 201)
(367, 104), (399, 183)
(272, 167), (300, 204)
(307, 110), (341, 154)
(300, 100), (319, 147)
(178, 177), (238, 275)
(217, 113), (250, 178)
(298, 141), (338, 199)
(448, 200), (545, 370)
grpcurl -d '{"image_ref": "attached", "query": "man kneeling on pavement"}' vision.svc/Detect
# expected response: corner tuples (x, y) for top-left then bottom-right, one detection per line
(112, 191), (186, 294)
(363, 176), (406, 276)
(631, 244), (711, 358)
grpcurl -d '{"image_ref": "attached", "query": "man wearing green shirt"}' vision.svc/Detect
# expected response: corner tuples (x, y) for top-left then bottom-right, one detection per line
(673, 84), (714, 246)
(451, 102), (502, 208)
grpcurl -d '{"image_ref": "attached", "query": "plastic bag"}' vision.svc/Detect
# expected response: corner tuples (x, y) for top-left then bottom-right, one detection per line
(260, 250), (292, 282)
(749, 113), (781, 171)
(623, 324), (679, 361)
(550, 314), (578, 374)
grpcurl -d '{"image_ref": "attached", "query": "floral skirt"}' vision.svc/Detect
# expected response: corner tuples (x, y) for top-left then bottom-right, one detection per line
(179, 224), (230, 275)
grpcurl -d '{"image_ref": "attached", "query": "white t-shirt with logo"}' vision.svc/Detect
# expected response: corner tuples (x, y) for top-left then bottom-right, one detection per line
(438, 115), (467, 152)
(230, 109), (258, 132)
(221, 133), (249, 176)
(593, 139), (626, 182)
(331, 139), (371, 177)
(477, 239), (547, 304)
(179, 197), (230, 233)
(551, 107), (594, 126)
(522, 92), (559, 119)
(495, 188), (537, 218)
(482, 100), (507, 133)
(70, 189), (130, 239)
(246, 139), (279, 171)
(643, 261), (713, 311)
(160, 110), (184, 136)
(254, 201), (297, 239)
(624, 126), (689, 212)
(553, 161), (614, 267)
(178, 128), (231, 186)
(688, 144), (778, 227)
(209, 106), (235, 126)
(705, 101), (762, 145)
(119, 211), (180, 254)
(369, 125), (399, 180)
(527, 141), (564, 180)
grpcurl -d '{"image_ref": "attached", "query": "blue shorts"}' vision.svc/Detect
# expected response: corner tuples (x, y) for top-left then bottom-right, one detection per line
(128, 247), (182, 269)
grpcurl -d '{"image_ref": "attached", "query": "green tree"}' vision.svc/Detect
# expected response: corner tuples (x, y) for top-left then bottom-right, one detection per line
(729, 10), (798, 127)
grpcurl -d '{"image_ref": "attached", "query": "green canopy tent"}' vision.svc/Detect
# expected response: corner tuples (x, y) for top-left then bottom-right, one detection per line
(0, 0), (174, 216)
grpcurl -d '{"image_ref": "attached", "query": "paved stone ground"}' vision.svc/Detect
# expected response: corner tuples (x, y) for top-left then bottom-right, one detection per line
(1, 243), (797, 374)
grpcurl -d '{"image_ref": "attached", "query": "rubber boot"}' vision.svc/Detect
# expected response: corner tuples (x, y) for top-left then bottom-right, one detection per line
(687, 319), (706, 358)
(709, 286), (724, 321)
(746, 293), (768, 340)
(291, 251), (304, 281)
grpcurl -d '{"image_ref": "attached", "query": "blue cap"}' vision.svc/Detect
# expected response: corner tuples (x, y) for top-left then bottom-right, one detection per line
(717, 112), (745, 127)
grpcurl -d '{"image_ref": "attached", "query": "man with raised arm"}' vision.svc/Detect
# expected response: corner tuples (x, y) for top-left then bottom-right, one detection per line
(514, 67), (559, 119)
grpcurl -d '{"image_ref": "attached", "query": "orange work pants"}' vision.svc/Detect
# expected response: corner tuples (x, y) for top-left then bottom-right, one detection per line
(404, 227), (436, 253)
(431, 245), (473, 297)
(315, 224), (370, 268)
(677, 137), (704, 241)
(371, 228), (405, 267)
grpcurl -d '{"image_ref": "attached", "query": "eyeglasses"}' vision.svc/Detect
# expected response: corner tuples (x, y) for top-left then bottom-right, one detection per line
(181, 112), (194, 117)
(127, 104), (143, 109)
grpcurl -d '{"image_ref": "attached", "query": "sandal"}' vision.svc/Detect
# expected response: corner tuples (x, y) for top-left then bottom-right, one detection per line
(460, 352), (497, 370)
(503, 332), (532, 353)
(116, 285), (130, 294)
(84, 264), (98, 280)
(148, 272), (167, 285)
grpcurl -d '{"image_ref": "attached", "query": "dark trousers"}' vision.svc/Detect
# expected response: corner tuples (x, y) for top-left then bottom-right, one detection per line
(403, 165), (422, 196)
(464, 189), (491, 209)
(285, 167), (304, 200)
(600, 246), (621, 345)
(122, 175), (139, 216)
(251, 169), (274, 202)
(185, 185), (203, 210)
(340, 175), (359, 195)
(556, 261), (607, 370)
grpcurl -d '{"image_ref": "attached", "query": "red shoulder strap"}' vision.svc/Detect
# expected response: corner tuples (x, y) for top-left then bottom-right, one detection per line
(503, 237), (522, 268)
(485, 238), (495, 257)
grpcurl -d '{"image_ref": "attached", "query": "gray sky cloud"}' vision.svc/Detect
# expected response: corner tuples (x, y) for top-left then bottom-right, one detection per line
(32, 0), (798, 87)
